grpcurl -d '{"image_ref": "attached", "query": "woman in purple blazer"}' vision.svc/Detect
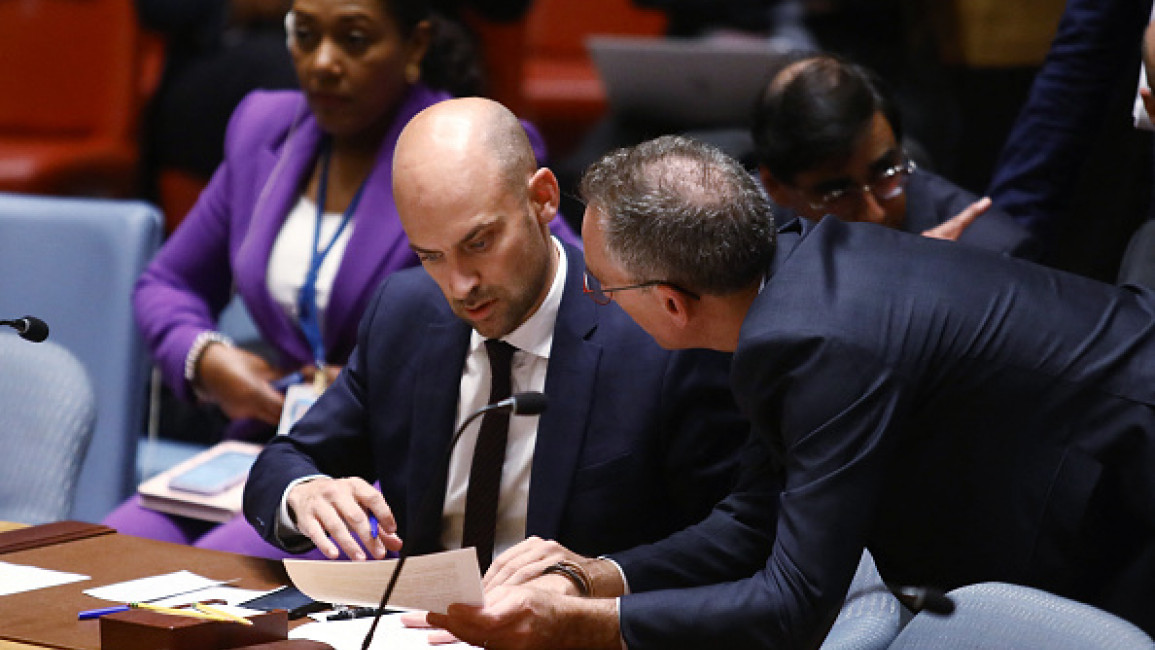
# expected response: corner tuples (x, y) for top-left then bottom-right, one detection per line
(106, 0), (576, 553)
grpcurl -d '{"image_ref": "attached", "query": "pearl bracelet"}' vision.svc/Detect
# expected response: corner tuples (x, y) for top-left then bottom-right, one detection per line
(183, 331), (235, 385)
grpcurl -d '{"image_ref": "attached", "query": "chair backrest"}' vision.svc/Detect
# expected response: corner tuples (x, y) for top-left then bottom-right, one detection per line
(820, 550), (906, 650)
(0, 0), (164, 197)
(0, 0), (157, 140)
(0, 334), (96, 524)
(888, 582), (1154, 649)
(524, 0), (666, 62)
(0, 192), (162, 522)
(515, 0), (667, 154)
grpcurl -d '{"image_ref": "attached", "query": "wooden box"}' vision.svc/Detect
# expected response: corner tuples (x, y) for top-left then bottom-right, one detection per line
(100, 609), (287, 649)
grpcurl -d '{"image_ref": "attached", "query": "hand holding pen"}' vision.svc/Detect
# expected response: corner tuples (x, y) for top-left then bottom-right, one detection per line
(285, 475), (400, 561)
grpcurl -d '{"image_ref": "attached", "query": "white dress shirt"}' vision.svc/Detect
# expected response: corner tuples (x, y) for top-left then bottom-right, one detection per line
(439, 238), (565, 557)
(266, 195), (355, 326)
(275, 238), (566, 558)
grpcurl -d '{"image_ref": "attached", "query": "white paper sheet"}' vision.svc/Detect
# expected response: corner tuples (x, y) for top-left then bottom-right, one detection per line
(290, 613), (478, 649)
(83, 570), (231, 603)
(284, 548), (483, 615)
(0, 561), (88, 596)
(150, 585), (270, 608)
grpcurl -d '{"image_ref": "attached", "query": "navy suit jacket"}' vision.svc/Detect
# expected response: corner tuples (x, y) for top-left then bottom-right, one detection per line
(244, 242), (748, 558)
(614, 217), (1155, 648)
(903, 168), (1040, 261)
(987, 0), (1154, 241)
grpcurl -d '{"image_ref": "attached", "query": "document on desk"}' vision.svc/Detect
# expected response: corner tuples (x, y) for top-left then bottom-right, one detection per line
(0, 560), (88, 596)
(290, 614), (477, 649)
(284, 548), (483, 615)
(83, 569), (234, 603)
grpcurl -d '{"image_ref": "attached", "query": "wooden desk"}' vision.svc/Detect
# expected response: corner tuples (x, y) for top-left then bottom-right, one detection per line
(0, 522), (32, 649)
(0, 522), (294, 649)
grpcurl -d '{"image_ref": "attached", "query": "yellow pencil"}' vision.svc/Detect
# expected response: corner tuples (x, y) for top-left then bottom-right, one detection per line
(195, 603), (254, 626)
(129, 602), (235, 623)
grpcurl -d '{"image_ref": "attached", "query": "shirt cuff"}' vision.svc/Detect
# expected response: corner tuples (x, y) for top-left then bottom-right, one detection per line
(599, 556), (631, 595)
(274, 474), (328, 552)
(616, 597), (628, 650)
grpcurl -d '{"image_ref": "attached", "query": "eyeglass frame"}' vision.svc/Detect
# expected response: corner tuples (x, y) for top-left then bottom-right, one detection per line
(799, 158), (917, 212)
(582, 271), (701, 306)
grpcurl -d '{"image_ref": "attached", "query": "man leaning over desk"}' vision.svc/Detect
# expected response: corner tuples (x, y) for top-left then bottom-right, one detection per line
(242, 98), (752, 571)
(426, 135), (1155, 648)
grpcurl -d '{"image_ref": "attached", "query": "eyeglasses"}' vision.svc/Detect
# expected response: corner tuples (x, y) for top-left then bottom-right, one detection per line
(802, 159), (917, 213)
(582, 271), (700, 306)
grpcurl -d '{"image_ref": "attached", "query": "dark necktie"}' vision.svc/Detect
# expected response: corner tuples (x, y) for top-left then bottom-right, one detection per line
(461, 339), (515, 572)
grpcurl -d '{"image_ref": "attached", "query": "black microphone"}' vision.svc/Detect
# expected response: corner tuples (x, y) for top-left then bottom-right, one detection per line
(361, 391), (549, 650)
(857, 584), (952, 615)
(0, 316), (48, 342)
(891, 584), (955, 615)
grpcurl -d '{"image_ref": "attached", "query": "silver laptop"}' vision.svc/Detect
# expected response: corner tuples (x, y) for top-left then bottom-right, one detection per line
(587, 35), (791, 129)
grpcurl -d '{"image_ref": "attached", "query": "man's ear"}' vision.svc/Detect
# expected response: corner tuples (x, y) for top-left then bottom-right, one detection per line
(655, 284), (693, 330)
(759, 166), (792, 207)
(528, 168), (560, 225)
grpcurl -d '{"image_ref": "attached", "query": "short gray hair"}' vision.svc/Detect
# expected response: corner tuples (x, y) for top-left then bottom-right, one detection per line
(579, 135), (776, 295)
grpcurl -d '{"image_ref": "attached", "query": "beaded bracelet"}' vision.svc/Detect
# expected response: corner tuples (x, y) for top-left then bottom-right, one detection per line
(183, 331), (235, 385)
(541, 559), (592, 597)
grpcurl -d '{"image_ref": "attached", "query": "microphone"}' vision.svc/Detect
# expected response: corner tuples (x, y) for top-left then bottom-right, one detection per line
(891, 584), (955, 615)
(361, 391), (549, 650)
(0, 316), (48, 342)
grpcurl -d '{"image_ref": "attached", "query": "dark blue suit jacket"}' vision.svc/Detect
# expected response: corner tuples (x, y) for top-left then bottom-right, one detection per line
(614, 218), (1155, 647)
(903, 168), (1040, 261)
(987, 0), (1154, 241)
(244, 242), (748, 558)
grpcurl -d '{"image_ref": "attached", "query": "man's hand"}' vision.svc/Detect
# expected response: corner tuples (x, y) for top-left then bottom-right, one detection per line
(195, 343), (284, 424)
(921, 196), (991, 242)
(427, 585), (621, 650)
(484, 536), (587, 592)
(286, 476), (401, 560)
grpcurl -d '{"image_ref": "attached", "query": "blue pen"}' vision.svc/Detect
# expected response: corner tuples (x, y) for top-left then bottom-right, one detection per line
(368, 513), (378, 539)
(78, 605), (130, 620)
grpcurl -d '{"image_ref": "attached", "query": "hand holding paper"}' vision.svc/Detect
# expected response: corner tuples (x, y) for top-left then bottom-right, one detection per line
(284, 548), (483, 615)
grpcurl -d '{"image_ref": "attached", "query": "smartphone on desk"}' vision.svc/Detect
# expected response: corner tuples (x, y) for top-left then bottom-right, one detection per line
(167, 450), (259, 495)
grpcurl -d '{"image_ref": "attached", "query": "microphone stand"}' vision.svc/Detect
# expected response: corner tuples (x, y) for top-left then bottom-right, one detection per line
(360, 392), (548, 650)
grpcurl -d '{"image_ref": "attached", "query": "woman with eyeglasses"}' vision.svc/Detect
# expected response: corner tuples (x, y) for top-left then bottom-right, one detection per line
(752, 53), (1041, 260)
(106, 0), (577, 556)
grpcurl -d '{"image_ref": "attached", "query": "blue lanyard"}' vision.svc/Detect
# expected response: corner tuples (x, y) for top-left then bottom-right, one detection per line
(298, 138), (366, 367)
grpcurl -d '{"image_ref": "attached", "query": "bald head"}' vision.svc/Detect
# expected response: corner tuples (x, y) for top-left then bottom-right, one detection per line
(390, 97), (562, 340)
(394, 97), (536, 203)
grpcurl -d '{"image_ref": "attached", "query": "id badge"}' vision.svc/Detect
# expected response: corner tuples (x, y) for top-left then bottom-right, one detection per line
(275, 383), (320, 436)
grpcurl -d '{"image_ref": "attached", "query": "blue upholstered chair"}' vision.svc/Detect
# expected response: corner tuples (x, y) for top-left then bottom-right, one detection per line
(0, 334), (96, 524)
(0, 193), (161, 521)
(820, 550), (908, 650)
(888, 582), (1154, 649)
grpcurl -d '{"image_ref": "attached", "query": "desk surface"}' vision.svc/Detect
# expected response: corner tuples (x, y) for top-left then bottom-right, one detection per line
(0, 522), (32, 649)
(0, 522), (293, 649)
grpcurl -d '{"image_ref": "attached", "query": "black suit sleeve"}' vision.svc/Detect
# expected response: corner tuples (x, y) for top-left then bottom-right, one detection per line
(612, 434), (780, 591)
(243, 282), (384, 548)
(617, 335), (908, 649)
